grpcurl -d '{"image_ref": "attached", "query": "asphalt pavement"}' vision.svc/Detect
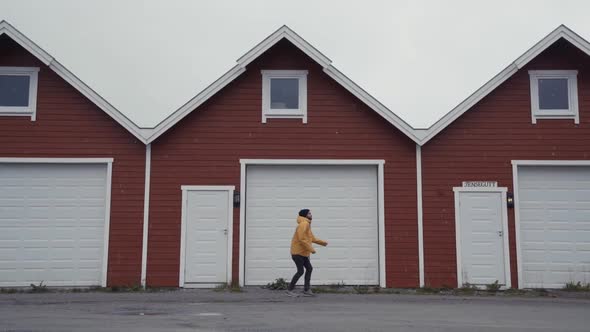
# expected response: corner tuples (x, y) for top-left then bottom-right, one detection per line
(1, 288), (589, 331)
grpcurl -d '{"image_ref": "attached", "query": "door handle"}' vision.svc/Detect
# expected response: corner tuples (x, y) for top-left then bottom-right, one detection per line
(498, 231), (503, 237)
(223, 229), (228, 235)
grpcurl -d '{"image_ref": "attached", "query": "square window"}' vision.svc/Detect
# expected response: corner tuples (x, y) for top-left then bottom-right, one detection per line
(0, 67), (39, 120)
(529, 70), (579, 124)
(538, 78), (568, 110)
(0, 75), (31, 107)
(270, 78), (299, 109)
(262, 70), (308, 123)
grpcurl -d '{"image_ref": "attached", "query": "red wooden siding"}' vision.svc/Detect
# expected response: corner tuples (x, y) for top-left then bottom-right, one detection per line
(147, 39), (419, 288)
(422, 39), (590, 288)
(0, 35), (146, 286)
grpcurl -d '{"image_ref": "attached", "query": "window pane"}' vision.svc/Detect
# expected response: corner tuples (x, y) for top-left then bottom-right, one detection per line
(0, 75), (30, 107)
(538, 78), (568, 110)
(270, 78), (299, 109)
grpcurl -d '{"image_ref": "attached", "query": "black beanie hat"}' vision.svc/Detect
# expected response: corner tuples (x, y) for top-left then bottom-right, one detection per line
(298, 209), (310, 217)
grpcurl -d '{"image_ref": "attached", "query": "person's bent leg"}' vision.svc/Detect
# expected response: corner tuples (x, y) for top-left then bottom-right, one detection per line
(302, 256), (313, 291)
(288, 255), (305, 291)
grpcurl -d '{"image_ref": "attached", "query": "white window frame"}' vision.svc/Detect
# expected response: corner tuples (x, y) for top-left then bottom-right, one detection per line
(529, 70), (579, 124)
(0, 66), (40, 121)
(261, 70), (308, 123)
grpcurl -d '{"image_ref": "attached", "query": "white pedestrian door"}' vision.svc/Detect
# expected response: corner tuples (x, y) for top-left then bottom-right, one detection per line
(182, 189), (230, 285)
(456, 189), (508, 287)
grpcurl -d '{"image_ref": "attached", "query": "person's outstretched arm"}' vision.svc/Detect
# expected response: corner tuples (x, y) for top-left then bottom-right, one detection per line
(311, 230), (328, 247)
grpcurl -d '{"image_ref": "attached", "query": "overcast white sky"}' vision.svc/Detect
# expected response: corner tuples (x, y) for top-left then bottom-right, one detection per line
(2, 0), (590, 128)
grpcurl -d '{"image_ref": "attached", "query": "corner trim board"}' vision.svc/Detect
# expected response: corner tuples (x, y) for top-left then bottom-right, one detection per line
(416, 145), (424, 287)
(140, 144), (151, 287)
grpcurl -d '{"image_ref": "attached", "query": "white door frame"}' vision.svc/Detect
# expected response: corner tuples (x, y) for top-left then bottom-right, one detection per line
(0, 157), (113, 287)
(512, 160), (590, 288)
(238, 159), (386, 287)
(453, 186), (511, 289)
(179, 185), (235, 288)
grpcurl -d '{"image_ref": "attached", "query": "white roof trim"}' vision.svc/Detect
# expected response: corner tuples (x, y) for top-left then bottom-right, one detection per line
(0, 21), (53, 65)
(323, 66), (418, 142)
(0, 20), (147, 144)
(419, 25), (590, 145)
(7, 20), (580, 146)
(237, 25), (332, 68)
(147, 64), (246, 142)
(147, 25), (421, 144)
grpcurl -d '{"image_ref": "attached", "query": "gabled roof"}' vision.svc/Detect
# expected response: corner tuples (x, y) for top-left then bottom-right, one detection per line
(146, 25), (421, 144)
(5, 20), (585, 146)
(418, 25), (590, 145)
(0, 21), (147, 144)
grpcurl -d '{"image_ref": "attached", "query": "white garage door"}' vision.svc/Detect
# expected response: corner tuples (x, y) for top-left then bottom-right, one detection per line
(245, 165), (380, 286)
(0, 163), (108, 287)
(517, 166), (590, 288)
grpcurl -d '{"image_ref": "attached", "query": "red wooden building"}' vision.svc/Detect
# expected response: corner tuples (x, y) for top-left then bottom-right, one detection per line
(0, 21), (147, 287)
(419, 25), (590, 289)
(2, 20), (589, 290)
(144, 27), (422, 288)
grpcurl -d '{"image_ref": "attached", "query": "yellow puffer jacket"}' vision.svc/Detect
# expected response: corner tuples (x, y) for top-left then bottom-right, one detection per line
(290, 216), (327, 257)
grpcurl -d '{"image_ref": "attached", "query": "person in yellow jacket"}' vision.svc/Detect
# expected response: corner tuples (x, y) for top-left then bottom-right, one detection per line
(286, 209), (327, 297)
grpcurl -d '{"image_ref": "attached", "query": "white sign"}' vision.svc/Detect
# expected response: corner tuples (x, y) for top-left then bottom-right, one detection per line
(462, 181), (498, 188)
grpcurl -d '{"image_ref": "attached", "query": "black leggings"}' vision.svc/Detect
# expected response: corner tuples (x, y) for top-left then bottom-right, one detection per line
(288, 255), (313, 291)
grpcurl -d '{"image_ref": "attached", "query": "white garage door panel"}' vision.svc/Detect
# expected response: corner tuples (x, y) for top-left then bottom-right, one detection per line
(518, 166), (590, 288)
(245, 165), (379, 286)
(0, 163), (107, 287)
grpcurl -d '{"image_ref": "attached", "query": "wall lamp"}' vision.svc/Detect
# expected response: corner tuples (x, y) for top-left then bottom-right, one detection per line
(507, 192), (514, 209)
(233, 190), (240, 207)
